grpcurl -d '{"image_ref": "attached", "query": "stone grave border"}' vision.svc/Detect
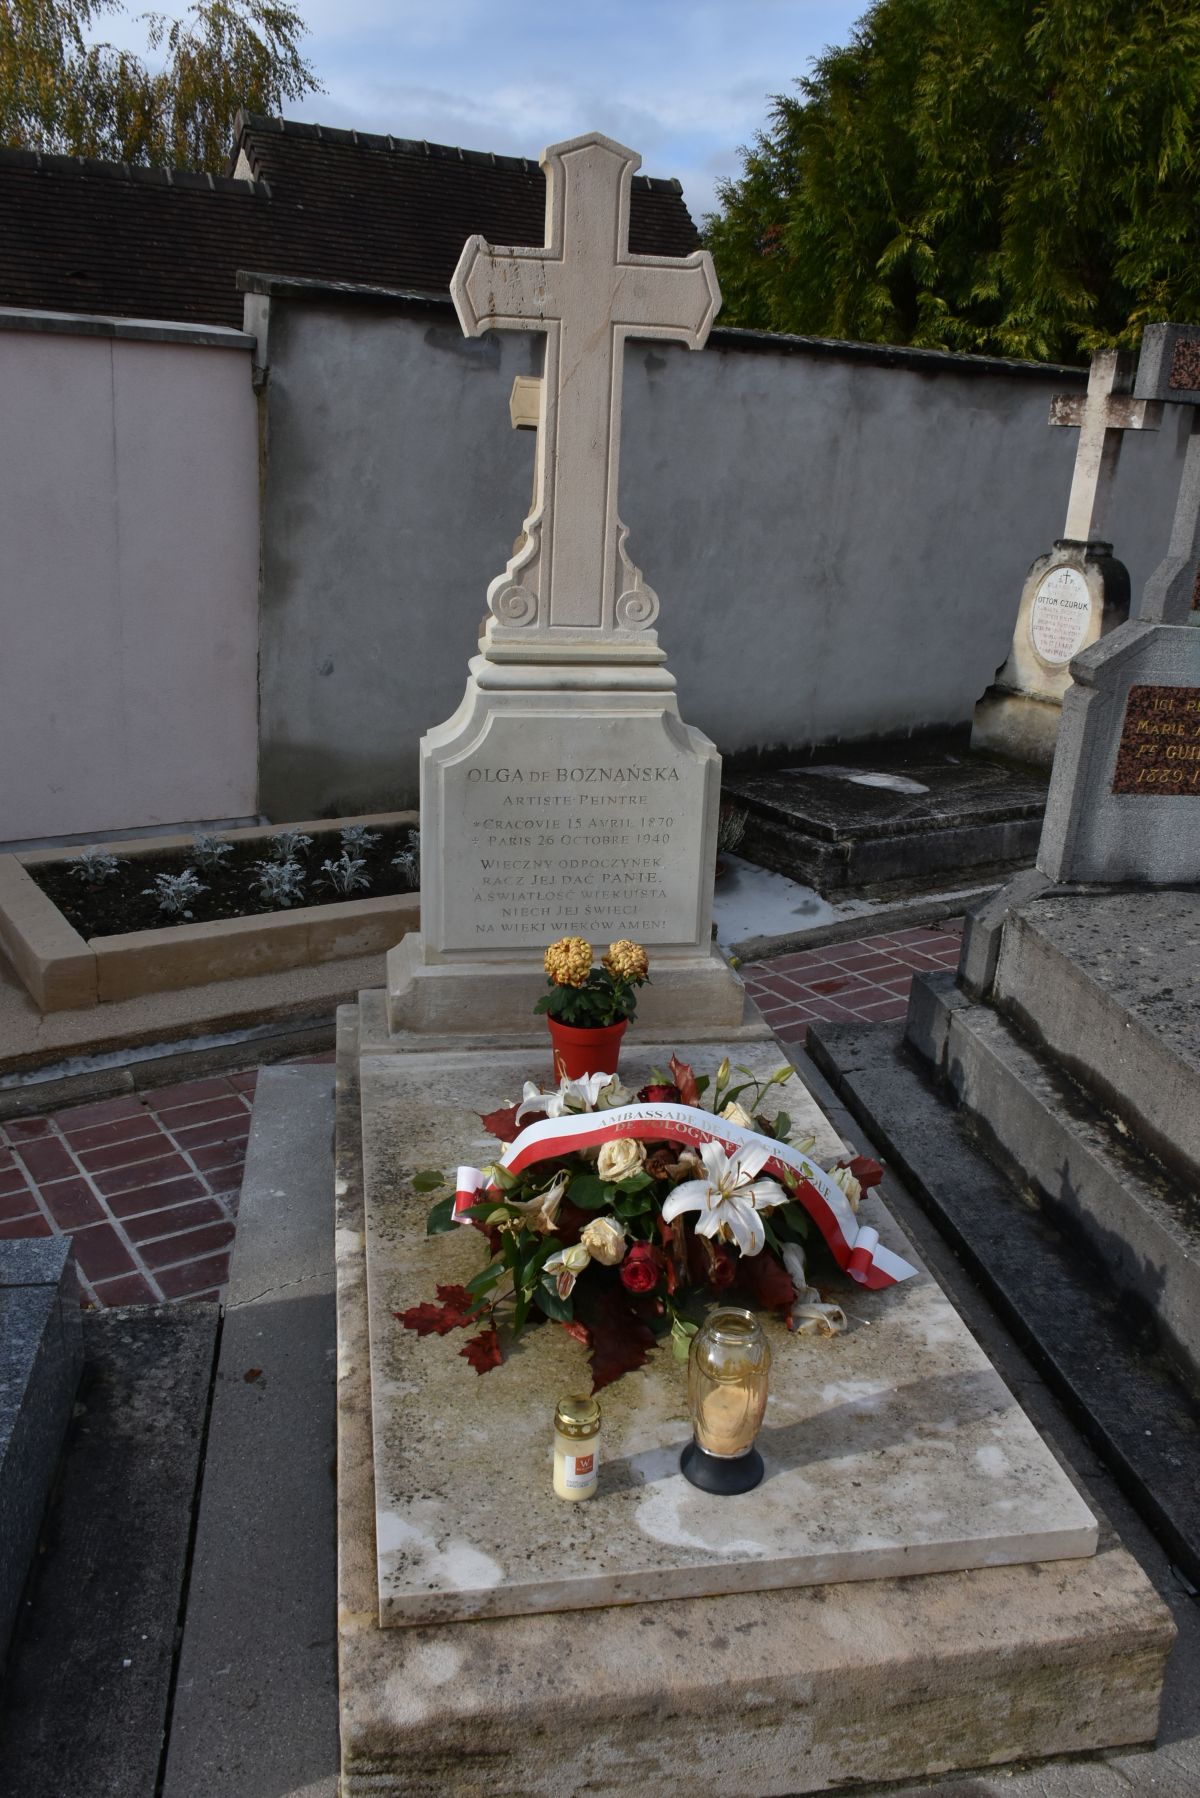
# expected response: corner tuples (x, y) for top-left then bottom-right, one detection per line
(0, 812), (419, 1013)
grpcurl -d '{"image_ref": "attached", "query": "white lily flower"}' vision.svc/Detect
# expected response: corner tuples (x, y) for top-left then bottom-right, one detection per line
(505, 1170), (569, 1234)
(661, 1140), (787, 1258)
(544, 1242), (591, 1298)
(514, 1071), (631, 1122)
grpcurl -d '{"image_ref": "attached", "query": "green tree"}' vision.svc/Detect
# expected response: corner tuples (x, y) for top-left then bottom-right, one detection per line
(705, 0), (1200, 361)
(0, 0), (321, 172)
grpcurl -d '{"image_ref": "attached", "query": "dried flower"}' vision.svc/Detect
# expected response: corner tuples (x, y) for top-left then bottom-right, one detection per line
(602, 939), (649, 982)
(580, 1216), (627, 1265)
(544, 936), (593, 987)
(597, 1138), (647, 1182)
(832, 1165), (863, 1213)
(544, 1243), (590, 1298)
(720, 1100), (755, 1129)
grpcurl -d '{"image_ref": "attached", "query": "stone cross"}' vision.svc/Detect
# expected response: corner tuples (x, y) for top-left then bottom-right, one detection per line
(1049, 349), (1160, 544)
(451, 131), (720, 663)
(1133, 321), (1200, 625)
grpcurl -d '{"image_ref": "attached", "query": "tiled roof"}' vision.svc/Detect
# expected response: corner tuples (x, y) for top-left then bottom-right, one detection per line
(0, 114), (701, 330)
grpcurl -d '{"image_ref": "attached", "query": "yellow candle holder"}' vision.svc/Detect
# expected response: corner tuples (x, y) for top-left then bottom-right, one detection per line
(680, 1307), (771, 1495)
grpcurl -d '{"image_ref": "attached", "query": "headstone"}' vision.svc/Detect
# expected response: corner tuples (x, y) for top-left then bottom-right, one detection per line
(1038, 325), (1200, 884)
(972, 350), (1160, 765)
(386, 133), (744, 1037)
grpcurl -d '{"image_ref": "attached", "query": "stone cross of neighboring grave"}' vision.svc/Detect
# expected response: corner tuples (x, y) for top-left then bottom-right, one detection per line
(451, 131), (720, 662)
(1134, 322), (1200, 624)
(972, 350), (1162, 765)
(1050, 348), (1161, 544)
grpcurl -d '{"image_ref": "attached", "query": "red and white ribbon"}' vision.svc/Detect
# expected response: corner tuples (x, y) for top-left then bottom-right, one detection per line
(454, 1101), (916, 1290)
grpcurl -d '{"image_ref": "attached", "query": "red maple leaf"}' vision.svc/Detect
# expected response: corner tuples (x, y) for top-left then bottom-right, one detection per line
(459, 1326), (503, 1374)
(480, 1103), (523, 1143)
(574, 1280), (658, 1392)
(396, 1283), (476, 1336)
(847, 1155), (883, 1190)
(733, 1248), (795, 1313)
(559, 1319), (590, 1347)
(668, 1055), (700, 1107)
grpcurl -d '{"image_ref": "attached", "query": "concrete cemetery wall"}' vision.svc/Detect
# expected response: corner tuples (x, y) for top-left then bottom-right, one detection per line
(0, 311), (259, 843)
(254, 284), (1186, 818)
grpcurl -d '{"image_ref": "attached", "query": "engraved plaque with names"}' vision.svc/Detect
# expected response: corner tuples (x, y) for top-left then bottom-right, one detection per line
(437, 712), (709, 950)
(1029, 566), (1093, 667)
(1111, 684), (1200, 795)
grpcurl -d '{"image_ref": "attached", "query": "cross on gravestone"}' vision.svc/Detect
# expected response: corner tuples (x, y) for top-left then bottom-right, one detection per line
(1133, 322), (1200, 625)
(1049, 349), (1161, 544)
(451, 131), (720, 662)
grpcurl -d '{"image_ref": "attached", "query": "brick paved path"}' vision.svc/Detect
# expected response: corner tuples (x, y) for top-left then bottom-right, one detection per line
(0, 1073), (259, 1306)
(739, 920), (964, 1044)
(0, 925), (962, 1307)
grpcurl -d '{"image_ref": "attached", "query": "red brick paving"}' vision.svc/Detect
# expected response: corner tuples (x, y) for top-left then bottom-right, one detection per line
(740, 919), (963, 1045)
(0, 1068), (258, 1308)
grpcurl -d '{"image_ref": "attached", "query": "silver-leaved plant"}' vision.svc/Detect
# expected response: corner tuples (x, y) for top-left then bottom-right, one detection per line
(193, 832), (234, 871)
(68, 848), (122, 883)
(269, 829), (313, 862)
(391, 829), (420, 886)
(254, 858), (307, 908)
(340, 824), (381, 855)
(319, 851), (370, 895)
(144, 869), (206, 917)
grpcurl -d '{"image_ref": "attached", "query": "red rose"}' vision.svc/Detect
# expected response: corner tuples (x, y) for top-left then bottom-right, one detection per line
(638, 1082), (681, 1103)
(619, 1242), (662, 1294)
(707, 1247), (737, 1291)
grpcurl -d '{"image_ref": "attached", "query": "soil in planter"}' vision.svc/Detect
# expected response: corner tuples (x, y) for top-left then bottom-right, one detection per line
(31, 824), (420, 939)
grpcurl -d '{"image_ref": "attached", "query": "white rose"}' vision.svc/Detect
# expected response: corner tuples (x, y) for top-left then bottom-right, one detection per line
(580, 1215), (627, 1265)
(721, 1101), (755, 1129)
(597, 1137), (647, 1181)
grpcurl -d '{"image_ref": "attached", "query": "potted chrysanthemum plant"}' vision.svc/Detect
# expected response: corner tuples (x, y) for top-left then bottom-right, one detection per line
(535, 937), (649, 1079)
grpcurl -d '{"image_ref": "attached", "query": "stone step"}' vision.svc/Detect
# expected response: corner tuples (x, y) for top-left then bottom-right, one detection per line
(161, 1064), (338, 1798)
(0, 1304), (216, 1797)
(0, 1238), (82, 1671)
(807, 1017), (1200, 1588)
(907, 970), (1200, 1388)
(988, 888), (1200, 1190)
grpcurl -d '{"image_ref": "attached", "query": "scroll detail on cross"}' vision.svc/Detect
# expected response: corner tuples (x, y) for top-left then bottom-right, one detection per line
(451, 131), (721, 662)
(1049, 349), (1161, 544)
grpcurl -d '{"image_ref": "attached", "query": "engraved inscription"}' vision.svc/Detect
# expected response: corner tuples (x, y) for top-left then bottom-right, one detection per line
(1111, 684), (1200, 794)
(439, 726), (707, 951)
(1029, 566), (1093, 667)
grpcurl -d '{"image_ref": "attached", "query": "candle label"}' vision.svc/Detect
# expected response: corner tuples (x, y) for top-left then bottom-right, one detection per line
(563, 1448), (598, 1488)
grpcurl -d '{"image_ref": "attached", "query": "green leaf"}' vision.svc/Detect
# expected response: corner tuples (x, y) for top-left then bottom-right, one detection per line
(466, 1263), (505, 1296)
(534, 1284), (575, 1322)
(611, 1172), (652, 1192)
(566, 1174), (610, 1211)
(425, 1195), (457, 1235)
(773, 1110), (791, 1140)
(411, 1169), (445, 1193)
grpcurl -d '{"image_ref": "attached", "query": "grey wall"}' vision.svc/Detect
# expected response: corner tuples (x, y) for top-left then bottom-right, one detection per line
(256, 288), (1187, 819)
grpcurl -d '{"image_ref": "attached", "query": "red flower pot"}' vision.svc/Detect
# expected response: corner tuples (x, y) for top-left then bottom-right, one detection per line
(547, 1017), (627, 1082)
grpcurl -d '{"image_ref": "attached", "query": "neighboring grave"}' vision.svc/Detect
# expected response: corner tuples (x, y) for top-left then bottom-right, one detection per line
(1037, 323), (1200, 885)
(386, 132), (744, 1037)
(973, 350), (1160, 766)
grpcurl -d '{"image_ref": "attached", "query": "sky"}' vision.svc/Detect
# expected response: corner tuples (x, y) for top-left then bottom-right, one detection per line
(100, 1), (867, 222)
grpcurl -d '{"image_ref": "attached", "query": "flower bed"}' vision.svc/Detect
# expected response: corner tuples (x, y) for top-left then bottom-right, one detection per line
(0, 812), (419, 1013)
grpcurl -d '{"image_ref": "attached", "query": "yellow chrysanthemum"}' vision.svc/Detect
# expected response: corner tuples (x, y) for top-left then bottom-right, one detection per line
(544, 936), (593, 987)
(603, 939), (649, 981)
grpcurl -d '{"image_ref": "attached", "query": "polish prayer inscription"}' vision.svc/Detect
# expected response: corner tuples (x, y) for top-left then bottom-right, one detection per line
(440, 715), (708, 950)
(1111, 685), (1200, 794)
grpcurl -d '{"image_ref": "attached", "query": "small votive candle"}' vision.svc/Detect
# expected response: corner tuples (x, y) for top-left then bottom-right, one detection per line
(553, 1394), (601, 1501)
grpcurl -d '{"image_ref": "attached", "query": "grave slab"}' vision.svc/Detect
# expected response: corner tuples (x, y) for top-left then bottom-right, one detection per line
(335, 1007), (1175, 1797)
(725, 745), (1047, 895)
(360, 1038), (1097, 1628)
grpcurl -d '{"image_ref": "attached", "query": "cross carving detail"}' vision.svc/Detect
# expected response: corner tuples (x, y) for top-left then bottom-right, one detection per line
(452, 132), (721, 661)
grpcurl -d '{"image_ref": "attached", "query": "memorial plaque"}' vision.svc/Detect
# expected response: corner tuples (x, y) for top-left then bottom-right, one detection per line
(435, 711), (708, 951)
(1028, 566), (1093, 667)
(1111, 684), (1200, 794)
